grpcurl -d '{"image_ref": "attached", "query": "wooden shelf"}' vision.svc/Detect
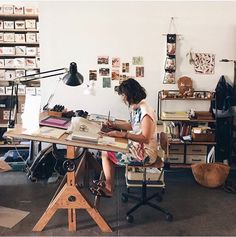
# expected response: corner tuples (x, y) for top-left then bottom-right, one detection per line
(160, 97), (212, 101)
(169, 140), (216, 145)
(161, 117), (215, 122)
(0, 14), (38, 19)
(0, 67), (40, 70)
(0, 55), (39, 58)
(0, 29), (39, 33)
(0, 42), (39, 46)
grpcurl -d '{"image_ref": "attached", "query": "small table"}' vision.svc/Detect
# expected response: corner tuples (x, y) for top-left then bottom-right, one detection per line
(4, 124), (128, 232)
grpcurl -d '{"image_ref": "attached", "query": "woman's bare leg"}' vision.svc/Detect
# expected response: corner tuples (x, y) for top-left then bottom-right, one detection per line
(101, 151), (114, 194)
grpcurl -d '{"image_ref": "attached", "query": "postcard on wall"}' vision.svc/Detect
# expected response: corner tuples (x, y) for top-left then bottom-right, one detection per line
(112, 57), (120, 68)
(3, 47), (15, 55)
(14, 6), (24, 14)
(132, 56), (144, 65)
(15, 21), (25, 29)
(5, 59), (15, 68)
(26, 33), (36, 43)
(193, 53), (215, 74)
(3, 33), (15, 42)
(120, 74), (129, 81)
(3, 5), (14, 14)
(25, 19), (36, 29)
(15, 46), (26, 55)
(97, 56), (109, 65)
(14, 58), (25, 68)
(112, 69), (120, 80)
(0, 59), (4, 68)
(0, 70), (5, 79)
(89, 70), (97, 80)
(5, 70), (15, 81)
(25, 6), (37, 15)
(4, 21), (14, 29)
(15, 34), (26, 42)
(0, 87), (5, 95)
(15, 69), (25, 78)
(163, 72), (175, 84)
(136, 66), (144, 78)
(103, 77), (111, 88)
(122, 63), (129, 73)
(99, 68), (110, 76)
(26, 47), (37, 56)
(25, 58), (36, 68)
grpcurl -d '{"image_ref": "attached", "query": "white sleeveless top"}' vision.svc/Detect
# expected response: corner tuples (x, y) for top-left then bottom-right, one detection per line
(129, 99), (158, 164)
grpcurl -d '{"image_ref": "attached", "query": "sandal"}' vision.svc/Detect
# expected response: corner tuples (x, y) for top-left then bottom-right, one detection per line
(89, 186), (112, 198)
(92, 179), (105, 188)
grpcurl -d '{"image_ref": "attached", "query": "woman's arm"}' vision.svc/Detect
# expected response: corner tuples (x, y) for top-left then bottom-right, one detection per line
(108, 120), (132, 131)
(106, 115), (154, 144)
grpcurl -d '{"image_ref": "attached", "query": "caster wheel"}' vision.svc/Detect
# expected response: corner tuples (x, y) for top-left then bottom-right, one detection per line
(165, 213), (173, 222)
(29, 175), (37, 182)
(121, 195), (128, 203)
(126, 215), (134, 223)
(156, 195), (163, 202)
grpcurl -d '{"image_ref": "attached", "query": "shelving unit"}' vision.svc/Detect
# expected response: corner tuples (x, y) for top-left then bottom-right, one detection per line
(158, 90), (216, 166)
(0, 5), (40, 147)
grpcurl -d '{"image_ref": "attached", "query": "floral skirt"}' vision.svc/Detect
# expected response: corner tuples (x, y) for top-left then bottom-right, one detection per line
(107, 151), (154, 166)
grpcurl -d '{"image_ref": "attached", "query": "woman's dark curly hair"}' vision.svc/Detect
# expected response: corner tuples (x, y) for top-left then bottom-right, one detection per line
(117, 78), (146, 105)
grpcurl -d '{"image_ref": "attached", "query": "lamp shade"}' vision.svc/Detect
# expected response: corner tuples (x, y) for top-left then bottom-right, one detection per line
(62, 62), (84, 86)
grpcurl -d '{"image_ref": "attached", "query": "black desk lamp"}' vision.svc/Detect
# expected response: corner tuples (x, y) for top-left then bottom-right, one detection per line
(8, 62), (83, 128)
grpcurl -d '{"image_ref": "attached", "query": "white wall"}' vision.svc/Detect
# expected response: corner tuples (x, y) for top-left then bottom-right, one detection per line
(38, 1), (236, 119)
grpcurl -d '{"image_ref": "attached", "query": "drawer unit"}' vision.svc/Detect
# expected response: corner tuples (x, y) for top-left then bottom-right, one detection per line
(168, 154), (184, 163)
(186, 154), (206, 164)
(186, 145), (207, 155)
(169, 144), (184, 154)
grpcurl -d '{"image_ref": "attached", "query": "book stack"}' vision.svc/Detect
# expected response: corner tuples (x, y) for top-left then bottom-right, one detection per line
(161, 111), (189, 120)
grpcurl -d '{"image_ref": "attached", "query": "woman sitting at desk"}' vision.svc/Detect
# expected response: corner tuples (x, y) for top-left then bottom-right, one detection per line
(90, 78), (163, 198)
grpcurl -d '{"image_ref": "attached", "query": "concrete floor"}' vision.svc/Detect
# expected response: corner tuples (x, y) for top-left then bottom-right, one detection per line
(0, 167), (236, 236)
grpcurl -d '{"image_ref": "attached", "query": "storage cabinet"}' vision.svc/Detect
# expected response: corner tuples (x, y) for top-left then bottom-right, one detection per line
(0, 4), (40, 146)
(158, 90), (216, 166)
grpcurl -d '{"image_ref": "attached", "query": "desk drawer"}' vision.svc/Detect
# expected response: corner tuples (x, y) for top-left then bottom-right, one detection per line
(186, 145), (207, 155)
(168, 154), (184, 163)
(186, 154), (206, 164)
(169, 144), (184, 154)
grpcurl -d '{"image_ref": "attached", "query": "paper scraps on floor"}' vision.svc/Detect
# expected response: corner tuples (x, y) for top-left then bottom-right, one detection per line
(0, 160), (12, 172)
(0, 206), (30, 228)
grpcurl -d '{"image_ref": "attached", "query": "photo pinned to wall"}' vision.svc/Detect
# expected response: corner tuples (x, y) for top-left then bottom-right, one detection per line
(132, 56), (143, 65)
(99, 68), (110, 76)
(89, 70), (97, 80)
(122, 63), (129, 73)
(119, 74), (129, 81)
(163, 72), (175, 84)
(112, 69), (120, 80)
(193, 53), (215, 74)
(102, 77), (111, 88)
(136, 66), (144, 78)
(163, 34), (176, 84)
(97, 56), (109, 65)
(112, 57), (120, 68)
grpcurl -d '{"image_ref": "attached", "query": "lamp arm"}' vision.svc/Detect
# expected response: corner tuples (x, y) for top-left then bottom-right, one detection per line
(14, 68), (67, 83)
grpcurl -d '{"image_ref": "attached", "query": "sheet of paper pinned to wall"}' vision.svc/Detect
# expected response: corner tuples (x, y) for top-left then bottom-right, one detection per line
(21, 94), (41, 133)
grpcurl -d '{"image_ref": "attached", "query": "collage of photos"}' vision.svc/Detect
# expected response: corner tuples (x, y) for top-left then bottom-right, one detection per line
(88, 56), (144, 90)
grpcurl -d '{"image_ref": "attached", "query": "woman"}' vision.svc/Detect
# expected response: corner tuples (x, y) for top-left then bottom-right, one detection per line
(90, 78), (163, 198)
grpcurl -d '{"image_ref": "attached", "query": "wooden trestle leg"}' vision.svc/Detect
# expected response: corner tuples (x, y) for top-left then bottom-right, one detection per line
(32, 146), (112, 232)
